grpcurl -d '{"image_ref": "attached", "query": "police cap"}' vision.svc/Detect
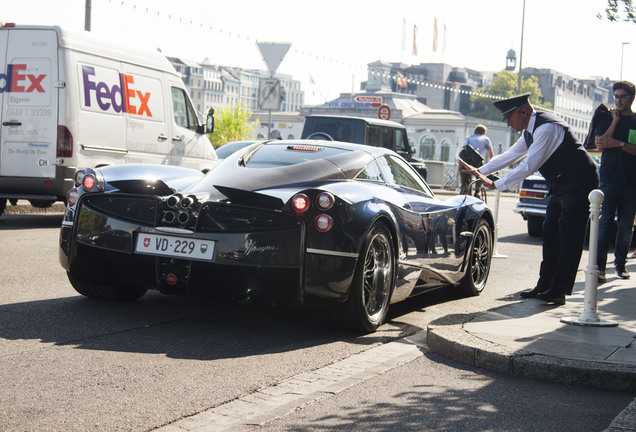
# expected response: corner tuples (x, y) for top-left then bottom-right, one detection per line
(493, 93), (531, 121)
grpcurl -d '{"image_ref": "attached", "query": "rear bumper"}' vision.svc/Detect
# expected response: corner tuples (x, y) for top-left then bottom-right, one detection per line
(513, 201), (546, 219)
(0, 165), (75, 201)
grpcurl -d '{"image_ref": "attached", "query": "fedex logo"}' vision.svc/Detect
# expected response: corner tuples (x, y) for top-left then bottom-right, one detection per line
(81, 65), (152, 117)
(0, 64), (47, 94)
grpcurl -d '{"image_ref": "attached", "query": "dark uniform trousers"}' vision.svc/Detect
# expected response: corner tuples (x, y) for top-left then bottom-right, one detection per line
(525, 112), (598, 296)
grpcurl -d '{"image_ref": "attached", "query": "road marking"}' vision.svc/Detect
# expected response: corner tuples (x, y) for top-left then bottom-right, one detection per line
(154, 331), (427, 431)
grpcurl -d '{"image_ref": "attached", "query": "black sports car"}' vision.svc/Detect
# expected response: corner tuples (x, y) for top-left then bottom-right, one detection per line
(59, 140), (494, 332)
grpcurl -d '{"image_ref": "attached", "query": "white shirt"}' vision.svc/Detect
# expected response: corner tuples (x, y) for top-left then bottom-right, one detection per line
(478, 112), (565, 191)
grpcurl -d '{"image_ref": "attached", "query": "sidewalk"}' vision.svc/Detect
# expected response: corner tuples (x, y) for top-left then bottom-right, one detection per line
(427, 267), (636, 431)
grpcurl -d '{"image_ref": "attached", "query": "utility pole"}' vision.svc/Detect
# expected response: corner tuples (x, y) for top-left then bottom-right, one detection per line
(517, 0), (526, 94)
(85, 0), (92, 31)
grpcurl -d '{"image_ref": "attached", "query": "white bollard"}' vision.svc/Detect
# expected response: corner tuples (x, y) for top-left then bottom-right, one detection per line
(492, 189), (507, 259)
(561, 189), (618, 327)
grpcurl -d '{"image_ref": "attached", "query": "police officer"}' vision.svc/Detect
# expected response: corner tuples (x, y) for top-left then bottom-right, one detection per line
(459, 93), (598, 305)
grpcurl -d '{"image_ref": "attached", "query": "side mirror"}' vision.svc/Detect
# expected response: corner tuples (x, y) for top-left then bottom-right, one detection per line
(205, 107), (215, 134)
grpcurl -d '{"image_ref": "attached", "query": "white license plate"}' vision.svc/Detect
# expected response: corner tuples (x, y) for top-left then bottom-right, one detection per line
(135, 233), (215, 261)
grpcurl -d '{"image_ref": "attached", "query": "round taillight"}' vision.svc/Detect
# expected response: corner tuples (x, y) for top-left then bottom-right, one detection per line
(314, 214), (333, 232)
(66, 188), (79, 206)
(316, 192), (335, 211)
(82, 174), (96, 191)
(74, 170), (85, 187)
(292, 194), (310, 213)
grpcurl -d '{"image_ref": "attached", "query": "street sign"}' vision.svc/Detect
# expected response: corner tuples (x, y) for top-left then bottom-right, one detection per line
(354, 95), (383, 105)
(378, 104), (391, 120)
(259, 79), (282, 110)
(256, 42), (291, 77)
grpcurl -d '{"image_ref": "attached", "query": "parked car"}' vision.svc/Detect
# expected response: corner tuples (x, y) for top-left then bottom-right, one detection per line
(513, 174), (549, 237)
(59, 140), (494, 332)
(301, 115), (428, 181)
(513, 173), (636, 244)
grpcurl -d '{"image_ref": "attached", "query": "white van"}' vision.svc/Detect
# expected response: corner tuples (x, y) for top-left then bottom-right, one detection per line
(0, 23), (217, 215)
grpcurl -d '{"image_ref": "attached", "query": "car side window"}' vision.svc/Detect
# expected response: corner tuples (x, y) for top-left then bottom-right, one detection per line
(377, 155), (431, 195)
(367, 125), (382, 147)
(171, 87), (198, 131)
(356, 160), (384, 182)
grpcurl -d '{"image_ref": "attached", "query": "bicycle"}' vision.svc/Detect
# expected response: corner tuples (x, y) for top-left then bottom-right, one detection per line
(466, 177), (488, 204)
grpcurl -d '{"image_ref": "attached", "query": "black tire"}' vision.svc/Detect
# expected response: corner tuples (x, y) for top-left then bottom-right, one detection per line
(321, 223), (395, 332)
(458, 219), (492, 296)
(28, 199), (55, 209)
(67, 271), (147, 302)
(0, 198), (6, 216)
(527, 216), (543, 237)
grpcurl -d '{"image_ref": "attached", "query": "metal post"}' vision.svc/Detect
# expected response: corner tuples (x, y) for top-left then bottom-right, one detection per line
(84, 0), (92, 31)
(492, 189), (507, 259)
(561, 189), (618, 326)
(621, 42), (630, 81)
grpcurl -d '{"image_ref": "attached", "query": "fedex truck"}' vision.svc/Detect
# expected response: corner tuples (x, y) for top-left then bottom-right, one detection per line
(0, 24), (217, 215)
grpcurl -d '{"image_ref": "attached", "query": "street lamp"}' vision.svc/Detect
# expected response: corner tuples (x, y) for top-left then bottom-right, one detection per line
(621, 42), (630, 80)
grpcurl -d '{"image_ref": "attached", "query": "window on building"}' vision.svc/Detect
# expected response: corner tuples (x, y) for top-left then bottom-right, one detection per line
(419, 135), (436, 160)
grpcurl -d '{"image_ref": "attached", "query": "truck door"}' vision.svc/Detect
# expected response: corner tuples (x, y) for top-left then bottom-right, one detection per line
(0, 29), (57, 179)
(168, 83), (213, 170)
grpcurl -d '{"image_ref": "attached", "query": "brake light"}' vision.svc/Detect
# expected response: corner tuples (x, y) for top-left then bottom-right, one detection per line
(66, 188), (79, 206)
(520, 190), (546, 199)
(287, 145), (321, 152)
(314, 214), (333, 232)
(82, 174), (96, 191)
(316, 192), (335, 211)
(57, 126), (73, 158)
(2, 23), (16, 28)
(74, 169), (85, 187)
(292, 194), (310, 213)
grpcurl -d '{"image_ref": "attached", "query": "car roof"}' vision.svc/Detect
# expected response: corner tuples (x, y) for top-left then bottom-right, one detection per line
(304, 114), (405, 129)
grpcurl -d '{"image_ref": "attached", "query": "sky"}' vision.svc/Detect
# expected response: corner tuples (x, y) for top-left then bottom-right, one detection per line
(5, 0), (636, 105)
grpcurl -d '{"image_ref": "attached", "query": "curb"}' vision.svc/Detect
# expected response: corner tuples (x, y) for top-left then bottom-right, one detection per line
(426, 313), (636, 392)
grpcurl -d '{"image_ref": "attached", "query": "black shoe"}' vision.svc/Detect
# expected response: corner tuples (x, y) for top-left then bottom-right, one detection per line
(536, 291), (566, 305)
(520, 287), (543, 298)
(615, 264), (630, 279)
(598, 269), (606, 283)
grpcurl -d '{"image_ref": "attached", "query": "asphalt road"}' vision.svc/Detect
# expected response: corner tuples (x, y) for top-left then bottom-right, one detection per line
(0, 195), (632, 431)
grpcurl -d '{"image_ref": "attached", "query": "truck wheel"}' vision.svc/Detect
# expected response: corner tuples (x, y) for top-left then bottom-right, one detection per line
(0, 199), (6, 216)
(29, 199), (56, 209)
(527, 216), (543, 237)
(67, 271), (147, 302)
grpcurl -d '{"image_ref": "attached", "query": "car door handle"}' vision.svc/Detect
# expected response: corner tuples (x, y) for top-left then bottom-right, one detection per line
(172, 135), (183, 142)
(158, 134), (168, 141)
(3, 121), (21, 126)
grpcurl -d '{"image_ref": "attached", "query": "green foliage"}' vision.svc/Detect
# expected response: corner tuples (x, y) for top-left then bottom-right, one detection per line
(598, 0), (635, 22)
(208, 104), (257, 148)
(470, 70), (551, 121)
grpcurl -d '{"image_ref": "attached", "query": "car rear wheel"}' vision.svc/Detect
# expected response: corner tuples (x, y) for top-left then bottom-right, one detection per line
(527, 216), (543, 237)
(321, 222), (395, 333)
(458, 219), (492, 296)
(67, 271), (147, 302)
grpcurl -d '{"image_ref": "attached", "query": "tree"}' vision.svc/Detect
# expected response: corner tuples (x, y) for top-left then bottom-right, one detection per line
(598, 0), (635, 22)
(470, 70), (550, 121)
(208, 103), (257, 148)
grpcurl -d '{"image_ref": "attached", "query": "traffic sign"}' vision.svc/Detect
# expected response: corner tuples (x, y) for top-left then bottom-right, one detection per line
(257, 42), (291, 77)
(378, 104), (391, 120)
